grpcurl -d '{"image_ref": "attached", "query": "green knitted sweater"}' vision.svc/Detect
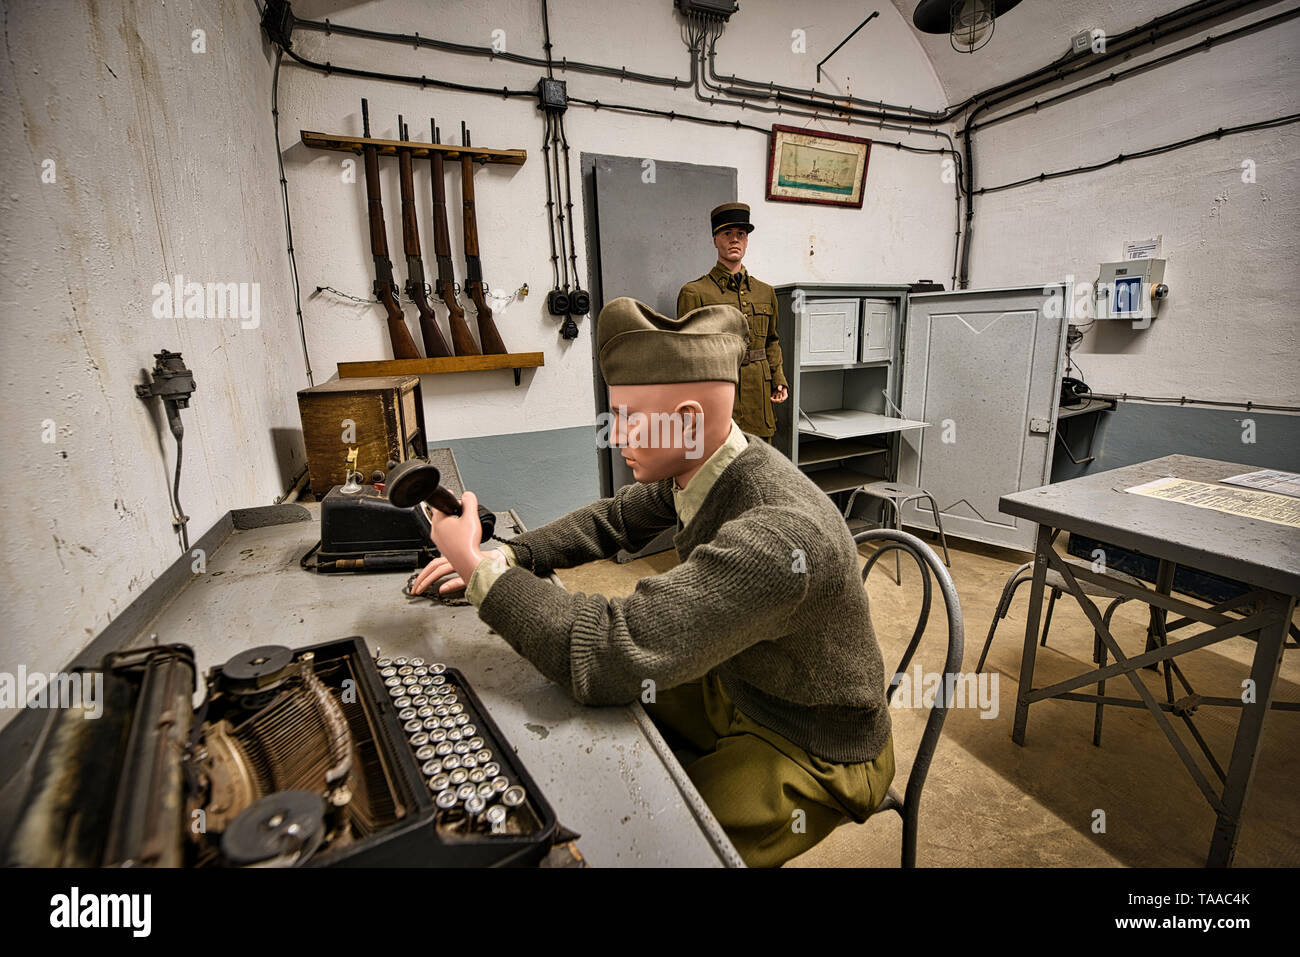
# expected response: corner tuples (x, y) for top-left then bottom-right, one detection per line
(478, 436), (892, 763)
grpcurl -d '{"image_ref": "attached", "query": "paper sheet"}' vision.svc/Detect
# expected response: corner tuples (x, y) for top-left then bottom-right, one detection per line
(1125, 477), (1300, 528)
(1221, 469), (1300, 499)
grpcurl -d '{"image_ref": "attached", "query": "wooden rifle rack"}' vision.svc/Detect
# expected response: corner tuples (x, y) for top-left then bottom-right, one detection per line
(338, 353), (545, 387)
(303, 128), (537, 384)
(300, 130), (526, 165)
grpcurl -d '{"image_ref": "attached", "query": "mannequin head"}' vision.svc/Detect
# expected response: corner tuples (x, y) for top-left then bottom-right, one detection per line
(608, 380), (736, 486)
(713, 225), (749, 273)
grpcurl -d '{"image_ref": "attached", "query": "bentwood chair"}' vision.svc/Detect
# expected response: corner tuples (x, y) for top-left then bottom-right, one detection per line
(849, 528), (964, 868)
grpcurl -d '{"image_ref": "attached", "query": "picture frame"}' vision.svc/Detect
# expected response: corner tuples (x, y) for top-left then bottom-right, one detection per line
(765, 125), (872, 208)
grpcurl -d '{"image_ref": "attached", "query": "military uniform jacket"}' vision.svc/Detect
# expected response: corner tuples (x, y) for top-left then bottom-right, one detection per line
(677, 263), (788, 438)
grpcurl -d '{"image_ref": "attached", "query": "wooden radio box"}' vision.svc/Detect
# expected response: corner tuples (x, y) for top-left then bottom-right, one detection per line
(297, 376), (427, 496)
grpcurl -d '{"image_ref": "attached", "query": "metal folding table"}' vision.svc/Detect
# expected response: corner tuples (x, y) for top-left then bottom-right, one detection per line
(1000, 455), (1299, 867)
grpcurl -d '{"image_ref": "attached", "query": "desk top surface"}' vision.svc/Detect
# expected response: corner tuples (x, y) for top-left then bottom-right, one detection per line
(1000, 455), (1300, 596)
(128, 506), (739, 867)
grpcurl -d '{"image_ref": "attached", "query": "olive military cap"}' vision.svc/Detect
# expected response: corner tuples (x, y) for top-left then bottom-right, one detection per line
(710, 202), (754, 235)
(597, 297), (747, 386)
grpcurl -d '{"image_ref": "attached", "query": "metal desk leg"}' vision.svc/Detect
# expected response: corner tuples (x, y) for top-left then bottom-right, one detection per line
(1207, 592), (1295, 867)
(1012, 524), (1053, 746)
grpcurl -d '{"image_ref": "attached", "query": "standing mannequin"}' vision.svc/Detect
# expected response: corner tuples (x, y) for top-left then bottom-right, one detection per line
(413, 298), (894, 867)
(676, 202), (789, 442)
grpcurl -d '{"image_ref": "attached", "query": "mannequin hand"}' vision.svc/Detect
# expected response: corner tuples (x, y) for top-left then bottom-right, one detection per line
(420, 490), (486, 591)
(413, 547), (509, 596)
(771, 384), (789, 403)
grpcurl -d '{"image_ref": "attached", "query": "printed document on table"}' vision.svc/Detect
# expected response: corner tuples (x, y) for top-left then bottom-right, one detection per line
(1221, 469), (1300, 499)
(1125, 477), (1300, 528)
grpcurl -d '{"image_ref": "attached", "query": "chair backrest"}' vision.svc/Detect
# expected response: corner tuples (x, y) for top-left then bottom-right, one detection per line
(854, 528), (964, 867)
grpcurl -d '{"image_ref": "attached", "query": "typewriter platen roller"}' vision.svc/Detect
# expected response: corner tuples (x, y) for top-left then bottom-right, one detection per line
(6, 637), (562, 867)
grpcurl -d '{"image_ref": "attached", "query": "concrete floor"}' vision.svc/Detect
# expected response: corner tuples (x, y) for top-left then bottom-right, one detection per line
(554, 534), (1300, 867)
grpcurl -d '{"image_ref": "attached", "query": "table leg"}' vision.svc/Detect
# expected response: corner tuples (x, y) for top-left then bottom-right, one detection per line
(1207, 593), (1294, 867)
(1012, 524), (1053, 746)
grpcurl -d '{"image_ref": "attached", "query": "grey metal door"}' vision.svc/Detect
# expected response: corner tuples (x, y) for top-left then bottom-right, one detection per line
(896, 285), (1068, 551)
(586, 154), (735, 560)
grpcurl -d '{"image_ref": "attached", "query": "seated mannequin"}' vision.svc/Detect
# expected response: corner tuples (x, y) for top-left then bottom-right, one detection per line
(414, 297), (894, 867)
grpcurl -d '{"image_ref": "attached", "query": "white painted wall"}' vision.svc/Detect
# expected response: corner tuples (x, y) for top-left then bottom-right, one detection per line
(0, 0), (306, 724)
(281, 0), (955, 440)
(960, 5), (1300, 407)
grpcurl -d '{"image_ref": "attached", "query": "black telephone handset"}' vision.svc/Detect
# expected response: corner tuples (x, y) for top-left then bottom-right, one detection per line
(1060, 376), (1090, 407)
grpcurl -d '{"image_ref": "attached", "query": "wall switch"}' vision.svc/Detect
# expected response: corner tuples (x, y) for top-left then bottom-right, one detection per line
(1071, 30), (1092, 55)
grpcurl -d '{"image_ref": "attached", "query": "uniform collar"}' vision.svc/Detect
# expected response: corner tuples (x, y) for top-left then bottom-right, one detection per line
(671, 421), (748, 530)
(710, 262), (749, 292)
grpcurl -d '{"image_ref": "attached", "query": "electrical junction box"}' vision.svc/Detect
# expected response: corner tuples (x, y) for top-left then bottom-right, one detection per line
(675, 0), (738, 21)
(1094, 259), (1168, 325)
(538, 77), (567, 112)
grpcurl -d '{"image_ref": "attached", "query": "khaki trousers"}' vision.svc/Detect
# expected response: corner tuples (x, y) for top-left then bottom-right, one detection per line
(646, 673), (895, 868)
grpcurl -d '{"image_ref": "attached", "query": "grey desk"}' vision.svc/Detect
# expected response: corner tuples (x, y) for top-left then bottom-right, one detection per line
(1000, 455), (1299, 867)
(0, 504), (742, 868)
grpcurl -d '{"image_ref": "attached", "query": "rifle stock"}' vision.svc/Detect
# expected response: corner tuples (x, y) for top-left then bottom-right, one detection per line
(460, 125), (509, 356)
(361, 99), (421, 360)
(430, 120), (481, 357)
(396, 117), (451, 358)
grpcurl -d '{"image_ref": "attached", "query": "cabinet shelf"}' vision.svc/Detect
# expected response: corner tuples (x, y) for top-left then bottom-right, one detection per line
(798, 438), (887, 466)
(799, 409), (928, 440)
(804, 467), (879, 495)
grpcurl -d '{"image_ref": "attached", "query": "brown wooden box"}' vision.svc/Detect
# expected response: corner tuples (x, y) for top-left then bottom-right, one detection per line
(297, 376), (427, 495)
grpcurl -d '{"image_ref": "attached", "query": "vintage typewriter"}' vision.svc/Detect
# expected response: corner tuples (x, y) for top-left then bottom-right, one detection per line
(5, 637), (562, 867)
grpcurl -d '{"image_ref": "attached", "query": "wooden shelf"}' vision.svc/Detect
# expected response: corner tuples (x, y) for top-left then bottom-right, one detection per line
(339, 352), (544, 386)
(301, 130), (526, 165)
(804, 467), (878, 495)
(798, 438), (887, 466)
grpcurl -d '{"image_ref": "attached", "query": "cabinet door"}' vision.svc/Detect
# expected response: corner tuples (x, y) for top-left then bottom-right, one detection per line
(860, 299), (894, 363)
(801, 298), (859, 365)
(896, 286), (1067, 551)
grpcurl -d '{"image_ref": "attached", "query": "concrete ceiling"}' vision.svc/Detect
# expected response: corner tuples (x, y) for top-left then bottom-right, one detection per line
(886, 0), (1202, 104)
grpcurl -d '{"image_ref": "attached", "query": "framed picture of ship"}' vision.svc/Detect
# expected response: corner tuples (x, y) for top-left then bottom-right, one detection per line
(765, 125), (871, 208)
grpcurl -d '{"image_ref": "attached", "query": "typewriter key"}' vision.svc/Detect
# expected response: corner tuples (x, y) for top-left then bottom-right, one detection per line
(457, 783), (476, 801)
(410, 732), (430, 748)
(398, 664), (414, 675)
(465, 795), (486, 815)
(411, 657), (425, 667)
(475, 750), (492, 764)
(441, 694), (458, 705)
(393, 656), (409, 666)
(502, 786), (526, 807)
(430, 728), (448, 742)
(461, 755), (478, 770)
(435, 789), (458, 809)
(448, 768), (469, 786)
(422, 759), (443, 777)
(482, 763), (501, 778)
(423, 718), (442, 732)
(447, 703), (464, 715)
(440, 716), (457, 729)
(380, 666), (397, 678)
(467, 737), (485, 751)
(429, 773), (451, 792)
(415, 745), (437, 761)
(435, 741), (454, 757)
(417, 675), (434, 688)
(485, 805), (507, 829)
(398, 707), (417, 721)
(434, 705), (450, 717)
(453, 741), (471, 755)
(411, 695), (429, 707)
(401, 676), (418, 687)
(491, 776), (509, 794)
(476, 782), (495, 800)
(454, 714), (470, 726)
(417, 705), (435, 719)
(442, 754), (461, 770)
(468, 768), (487, 784)
(404, 719), (423, 733)
(461, 724), (477, 738)
(430, 674), (447, 687)
(385, 676), (402, 688)
(394, 697), (412, 709)
(376, 657), (393, 668)
(447, 728), (463, 741)
(429, 663), (446, 674)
